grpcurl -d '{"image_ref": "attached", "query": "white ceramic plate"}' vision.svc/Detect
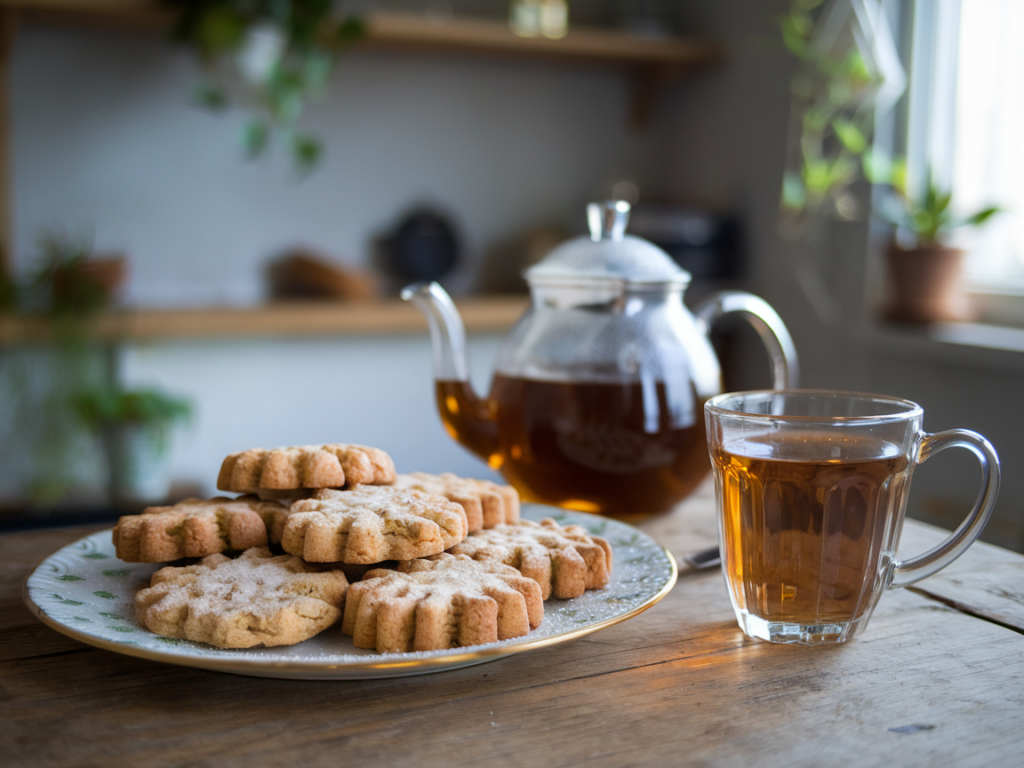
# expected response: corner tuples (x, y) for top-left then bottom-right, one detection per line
(23, 505), (677, 680)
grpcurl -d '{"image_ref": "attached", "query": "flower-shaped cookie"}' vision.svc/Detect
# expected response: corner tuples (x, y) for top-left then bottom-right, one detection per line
(135, 548), (349, 648)
(113, 496), (290, 563)
(281, 486), (468, 563)
(448, 518), (612, 599)
(217, 443), (396, 494)
(342, 553), (543, 653)
(393, 472), (520, 532)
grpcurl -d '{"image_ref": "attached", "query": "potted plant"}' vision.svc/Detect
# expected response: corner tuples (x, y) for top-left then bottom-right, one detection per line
(75, 387), (193, 506)
(879, 169), (1002, 323)
(0, 232), (126, 505)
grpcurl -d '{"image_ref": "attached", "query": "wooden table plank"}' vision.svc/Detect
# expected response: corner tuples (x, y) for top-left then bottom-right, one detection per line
(895, 519), (1024, 631)
(2, 485), (1023, 767)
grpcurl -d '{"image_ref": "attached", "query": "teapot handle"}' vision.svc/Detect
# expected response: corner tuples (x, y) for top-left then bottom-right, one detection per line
(692, 291), (799, 389)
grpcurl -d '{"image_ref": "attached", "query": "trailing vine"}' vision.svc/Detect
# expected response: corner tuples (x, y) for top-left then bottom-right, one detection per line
(165, 0), (365, 174)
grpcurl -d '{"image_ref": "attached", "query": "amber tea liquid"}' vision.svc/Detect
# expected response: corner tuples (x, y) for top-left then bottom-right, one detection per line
(712, 432), (911, 632)
(437, 375), (712, 519)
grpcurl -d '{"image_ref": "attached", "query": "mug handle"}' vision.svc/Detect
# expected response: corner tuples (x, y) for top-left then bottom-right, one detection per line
(692, 291), (800, 389)
(889, 429), (1001, 589)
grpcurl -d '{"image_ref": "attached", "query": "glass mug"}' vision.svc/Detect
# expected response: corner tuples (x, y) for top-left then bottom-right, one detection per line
(705, 390), (1000, 645)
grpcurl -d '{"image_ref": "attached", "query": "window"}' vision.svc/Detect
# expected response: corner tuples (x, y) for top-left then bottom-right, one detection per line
(906, 0), (1024, 315)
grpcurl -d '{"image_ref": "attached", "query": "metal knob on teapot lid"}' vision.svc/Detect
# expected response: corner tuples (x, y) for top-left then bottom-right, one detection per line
(524, 200), (691, 287)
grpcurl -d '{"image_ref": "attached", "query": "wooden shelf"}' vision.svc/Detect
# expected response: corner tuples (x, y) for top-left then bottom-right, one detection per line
(0, 4), (722, 129)
(360, 13), (723, 69)
(1, 2), (723, 68)
(0, 295), (530, 343)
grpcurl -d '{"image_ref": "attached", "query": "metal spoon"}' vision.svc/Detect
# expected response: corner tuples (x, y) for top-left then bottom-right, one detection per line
(683, 546), (721, 570)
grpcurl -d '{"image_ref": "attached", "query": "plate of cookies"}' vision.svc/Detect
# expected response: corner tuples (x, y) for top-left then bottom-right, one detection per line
(24, 443), (677, 680)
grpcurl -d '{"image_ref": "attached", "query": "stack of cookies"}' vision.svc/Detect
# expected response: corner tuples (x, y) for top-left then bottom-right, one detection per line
(114, 443), (613, 654)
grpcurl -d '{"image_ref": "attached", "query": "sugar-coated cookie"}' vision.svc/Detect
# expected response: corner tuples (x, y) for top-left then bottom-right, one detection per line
(342, 553), (543, 653)
(393, 472), (520, 532)
(281, 486), (468, 564)
(112, 496), (290, 563)
(217, 443), (396, 493)
(135, 547), (349, 648)
(448, 518), (612, 599)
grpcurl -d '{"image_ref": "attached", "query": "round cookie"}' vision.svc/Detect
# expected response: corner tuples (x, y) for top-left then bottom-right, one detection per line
(393, 472), (520, 532)
(448, 518), (612, 600)
(342, 553), (543, 653)
(281, 486), (468, 564)
(217, 443), (396, 494)
(112, 495), (290, 563)
(135, 547), (349, 648)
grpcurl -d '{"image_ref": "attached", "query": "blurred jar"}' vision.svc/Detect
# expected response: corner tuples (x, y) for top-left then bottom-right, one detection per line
(510, 0), (568, 39)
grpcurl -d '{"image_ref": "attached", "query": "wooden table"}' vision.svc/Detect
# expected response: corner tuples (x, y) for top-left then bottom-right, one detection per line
(3, 481), (1023, 767)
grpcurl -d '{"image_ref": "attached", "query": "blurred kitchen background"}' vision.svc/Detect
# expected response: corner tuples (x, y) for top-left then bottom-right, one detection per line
(1, 0), (1021, 552)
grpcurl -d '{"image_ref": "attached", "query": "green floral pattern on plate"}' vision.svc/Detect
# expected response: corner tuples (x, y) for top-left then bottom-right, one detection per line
(24, 505), (676, 680)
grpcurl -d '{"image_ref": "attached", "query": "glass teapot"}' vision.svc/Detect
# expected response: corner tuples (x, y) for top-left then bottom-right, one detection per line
(403, 200), (798, 519)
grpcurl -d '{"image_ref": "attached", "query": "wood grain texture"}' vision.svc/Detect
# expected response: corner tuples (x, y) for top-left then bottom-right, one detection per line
(2, 485), (1023, 768)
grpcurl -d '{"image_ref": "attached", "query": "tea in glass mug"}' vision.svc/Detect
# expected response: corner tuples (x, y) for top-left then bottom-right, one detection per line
(705, 390), (1000, 645)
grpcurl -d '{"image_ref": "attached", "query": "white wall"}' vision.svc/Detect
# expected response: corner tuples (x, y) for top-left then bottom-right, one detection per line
(122, 333), (508, 494)
(12, 23), (665, 304)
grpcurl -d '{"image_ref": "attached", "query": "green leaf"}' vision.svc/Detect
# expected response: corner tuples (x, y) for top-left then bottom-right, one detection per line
(862, 148), (890, 184)
(194, 84), (228, 112)
(53, 594), (83, 606)
(196, 7), (246, 55)
(965, 206), (1002, 226)
(242, 120), (270, 160)
(82, 552), (109, 559)
(100, 612), (126, 620)
(291, 134), (322, 174)
(780, 17), (810, 58)
(58, 574), (85, 582)
(102, 569), (130, 577)
(831, 117), (866, 153)
(74, 387), (192, 429)
(335, 16), (366, 48)
(92, 591), (119, 600)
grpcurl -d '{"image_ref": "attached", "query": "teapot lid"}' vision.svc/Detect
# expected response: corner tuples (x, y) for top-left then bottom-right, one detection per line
(525, 200), (691, 287)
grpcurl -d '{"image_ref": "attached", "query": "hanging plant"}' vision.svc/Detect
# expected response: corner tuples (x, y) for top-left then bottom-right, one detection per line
(778, 0), (906, 239)
(166, 0), (365, 174)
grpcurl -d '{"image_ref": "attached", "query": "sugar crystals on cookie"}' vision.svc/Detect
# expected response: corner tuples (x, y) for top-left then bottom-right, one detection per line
(281, 485), (468, 563)
(393, 472), (520, 532)
(217, 443), (396, 494)
(135, 547), (349, 648)
(448, 518), (612, 599)
(342, 553), (543, 653)
(113, 495), (290, 563)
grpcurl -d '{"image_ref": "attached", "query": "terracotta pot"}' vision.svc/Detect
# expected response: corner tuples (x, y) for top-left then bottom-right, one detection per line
(884, 245), (974, 323)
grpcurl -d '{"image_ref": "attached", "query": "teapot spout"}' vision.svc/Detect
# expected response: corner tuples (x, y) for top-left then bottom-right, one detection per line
(402, 281), (501, 467)
(401, 281), (470, 382)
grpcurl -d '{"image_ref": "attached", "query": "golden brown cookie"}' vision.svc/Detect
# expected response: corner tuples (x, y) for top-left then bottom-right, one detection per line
(393, 472), (520, 532)
(112, 496), (290, 563)
(217, 443), (396, 494)
(448, 518), (613, 600)
(342, 553), (543, 653)
(281, 486), (468, 564)
(134, 547), (349, 648)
